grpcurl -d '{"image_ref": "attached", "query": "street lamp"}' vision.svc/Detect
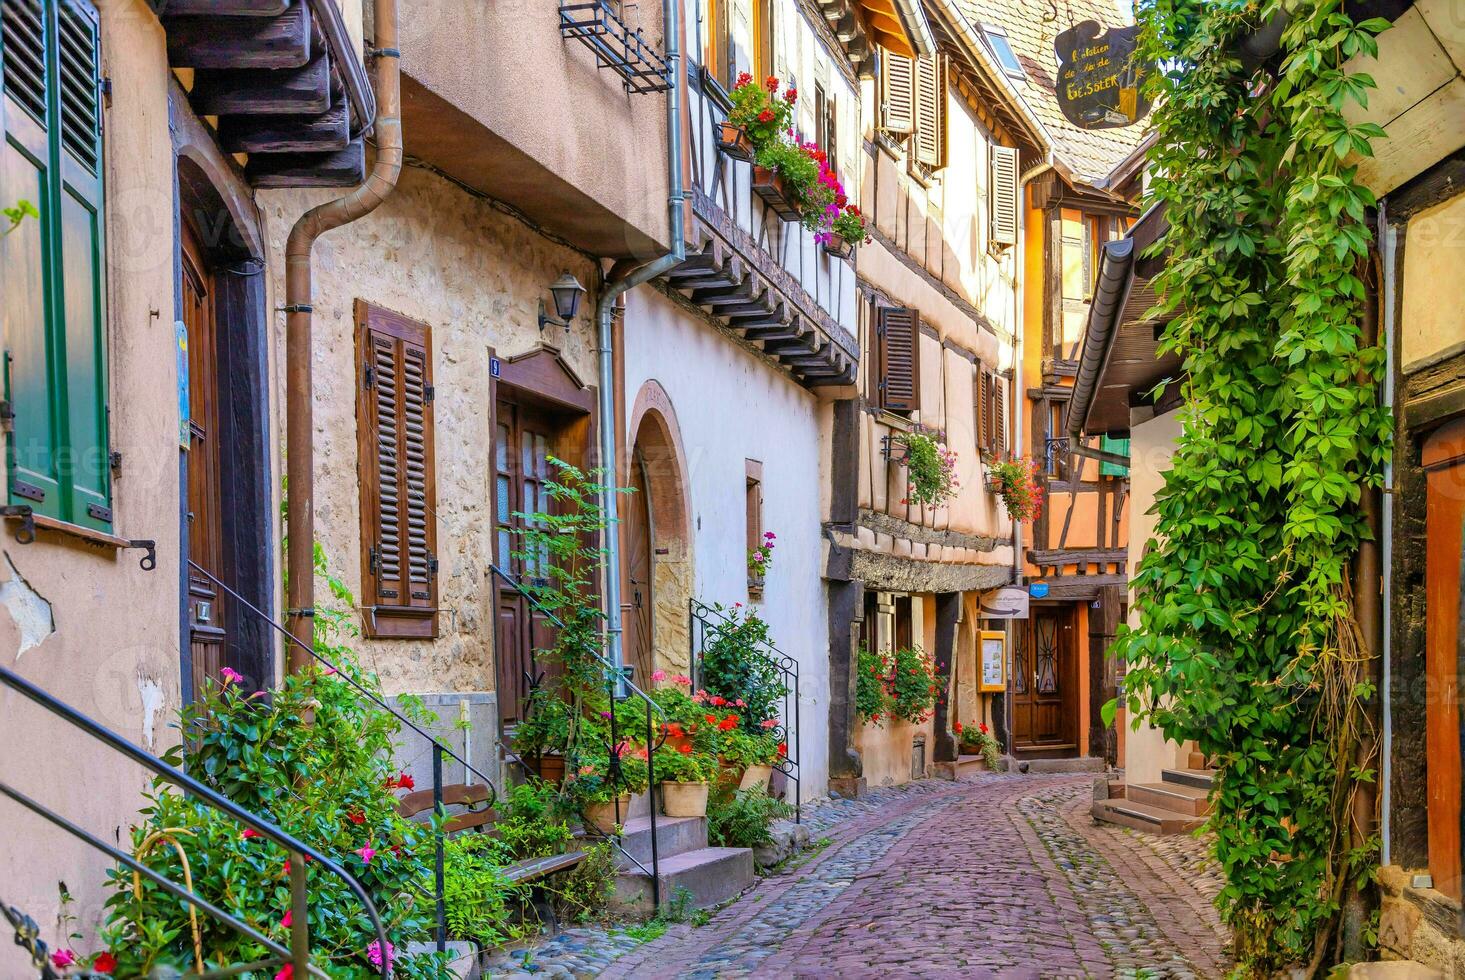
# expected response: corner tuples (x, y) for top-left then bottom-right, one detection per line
(538, 272), (587, 332)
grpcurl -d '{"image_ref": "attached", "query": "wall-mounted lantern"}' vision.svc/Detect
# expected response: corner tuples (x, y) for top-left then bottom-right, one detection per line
(538, 273), (587, 333)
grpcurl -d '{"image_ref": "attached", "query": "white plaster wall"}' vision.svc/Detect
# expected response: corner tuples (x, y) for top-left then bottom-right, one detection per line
(623, 287), (831, 800)
(1123, 408), (1191, 786)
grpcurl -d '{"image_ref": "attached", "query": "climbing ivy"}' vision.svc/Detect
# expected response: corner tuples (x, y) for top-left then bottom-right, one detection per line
(1112, 0), (1393, 974)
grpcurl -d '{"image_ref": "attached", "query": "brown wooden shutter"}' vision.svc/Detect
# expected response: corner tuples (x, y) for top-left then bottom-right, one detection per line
(990, 144), (1019, 248)
(994, 375), (1008, 456)
(975, 367), (989, 452)
(880, 50), (914, 134)
(914, 54), (947, 170)
(355, 300), (438, 639)
(877, 306), (921, 413)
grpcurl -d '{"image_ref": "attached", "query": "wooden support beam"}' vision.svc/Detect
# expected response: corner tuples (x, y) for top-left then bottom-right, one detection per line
(218, 99), (348, 154)
(165, 0), (289, 13)
(165, 1), (312, 69)
(245, 138), (366, 188)
(190, 53), (331, 116)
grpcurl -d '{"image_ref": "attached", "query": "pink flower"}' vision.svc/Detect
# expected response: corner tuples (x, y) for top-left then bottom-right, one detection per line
(51, 949), (77, 968)
(356, 845), (376, 865)
(673, 674), (692, 685)
(220, 667), (243, 685)
(765, 531), (776, 540)
(760, 718), (779, 729)
(735, 699), (746, 708)
(241, 828), (262, 840)
(282, 909), (293, 928)
(274, 967), (293, 980)
(367, 940), (395, 968)
(651, 669), (667, 682)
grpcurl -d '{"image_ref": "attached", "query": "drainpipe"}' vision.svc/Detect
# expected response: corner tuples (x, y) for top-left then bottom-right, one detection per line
(282, 0), (403, 673)
(599, 0), (686, 683)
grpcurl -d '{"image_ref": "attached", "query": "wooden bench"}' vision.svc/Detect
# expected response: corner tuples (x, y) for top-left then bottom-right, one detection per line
(396, 783), (497, 834)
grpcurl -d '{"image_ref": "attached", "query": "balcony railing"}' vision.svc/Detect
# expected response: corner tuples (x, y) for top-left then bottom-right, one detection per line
(558, 0), (670, 94)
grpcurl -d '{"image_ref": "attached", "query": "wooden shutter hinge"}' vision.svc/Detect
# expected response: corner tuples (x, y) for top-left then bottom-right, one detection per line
(368, 545), (379, 576)
(424, 382), (435, 404)
(363, 364), (375, 390)
(428, 555), (439, 576)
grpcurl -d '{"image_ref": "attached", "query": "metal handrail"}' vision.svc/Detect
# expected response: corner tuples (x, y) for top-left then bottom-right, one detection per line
(187, 558), (499, 951)
(0, 665), (392, 978)
(488, 562), (663, 908)
(688, 598), (801, 822)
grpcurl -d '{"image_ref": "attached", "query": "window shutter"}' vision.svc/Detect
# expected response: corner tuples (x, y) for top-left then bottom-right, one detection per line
(914, 55), (946, 169)
(877, 306), (920, 413)
(356, 301), (438, 639)
(975, 367), (989, 451)
(2, 0), (111, 530)
(989, 144), (1019, 248)
(994, 376), (1008, 455)
(879, 50), (914, 134)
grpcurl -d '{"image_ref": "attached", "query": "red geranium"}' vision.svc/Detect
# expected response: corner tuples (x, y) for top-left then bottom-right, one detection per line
(93, 952), (117, 974)
(765, 75), (779, 92)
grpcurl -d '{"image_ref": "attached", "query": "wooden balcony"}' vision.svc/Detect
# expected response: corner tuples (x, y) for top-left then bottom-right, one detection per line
(158, 0), (374, 188)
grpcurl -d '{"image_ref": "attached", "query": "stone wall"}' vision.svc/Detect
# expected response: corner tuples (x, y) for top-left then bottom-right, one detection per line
(1378, 866), (1465, 974)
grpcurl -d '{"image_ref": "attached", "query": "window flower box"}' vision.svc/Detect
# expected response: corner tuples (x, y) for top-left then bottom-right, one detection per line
(752, 165), (802, 222)
(716, 120), (755, 162)
(822, 232), (855, 259)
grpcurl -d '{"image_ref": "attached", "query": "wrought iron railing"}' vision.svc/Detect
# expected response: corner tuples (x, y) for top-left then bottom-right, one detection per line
(688, 599), (800, 822)
(488, 563), (666, 910)
(558, 0), (670, 94)
(187, 559), (502, 952)
(0, 664), (392, 979)
(1044, 436), (1072, 480)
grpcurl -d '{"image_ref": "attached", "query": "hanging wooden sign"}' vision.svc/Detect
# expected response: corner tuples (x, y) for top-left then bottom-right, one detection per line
(1054, 21), (1152, 129)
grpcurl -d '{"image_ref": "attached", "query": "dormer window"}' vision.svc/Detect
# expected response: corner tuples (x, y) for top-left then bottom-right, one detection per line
(981, 26), (1026, 84)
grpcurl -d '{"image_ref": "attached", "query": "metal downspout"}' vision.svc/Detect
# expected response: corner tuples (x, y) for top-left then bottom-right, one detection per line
(599, 0), (686, 682)
(283, 0), (403, 671)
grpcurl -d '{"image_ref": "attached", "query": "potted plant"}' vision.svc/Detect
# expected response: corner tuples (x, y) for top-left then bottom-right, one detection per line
(512, 687), (572, 784)
(984, 455), (1044, 522)
(571, 745), (649, 834)
(888, 646), (941, 724)
(653, 742), (715, 817)
(752, 138), (818, 221)
(856, 647), (892, 727)
(747, 530), (775, 593)
(720, 723), (782, 791)
(893, 427), (960, 508)
(722, 72), (793, 163)
(823, 203), (871, 259)
(697, 604), (787, 732)
(955, 720), (1003, 771)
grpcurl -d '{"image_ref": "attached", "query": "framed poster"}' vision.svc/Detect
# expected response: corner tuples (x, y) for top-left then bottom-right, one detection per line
(980, 630), (1007, 693)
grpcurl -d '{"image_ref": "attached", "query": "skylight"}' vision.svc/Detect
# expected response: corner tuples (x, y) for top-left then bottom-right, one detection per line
(981, 27), (1026, 84)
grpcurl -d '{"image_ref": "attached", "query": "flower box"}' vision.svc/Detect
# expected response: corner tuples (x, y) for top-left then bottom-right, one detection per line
(583, 794), (632, 834)
(822, 233), (855, 259)
(716, 120), (755, 162)
(752, 165), (802, 222)
(659, 780), (710, 818)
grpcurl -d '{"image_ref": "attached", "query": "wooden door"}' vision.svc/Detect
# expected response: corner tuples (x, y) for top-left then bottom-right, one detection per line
(1425, 420), (1465, 901)
(623, 446), (656, 688)
(494, 400), (560, 728)
(1013, 606), (1077, 750)
(182, 223), (229, 697)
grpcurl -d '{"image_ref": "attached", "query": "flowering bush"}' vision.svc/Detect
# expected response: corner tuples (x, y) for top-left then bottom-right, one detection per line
(856, 648), (891, 725)
(955, 721), (1002, 771)
(698, 603), (787, 731)
(888, 646), (941, 724)
(747, 529), (776, 581)
(727, 72), (795, 147)
(652, 740), (717, 783)
(896, 428), (960, 507)
(985, 456), (1044, 522)
(717, 723), (782, 768)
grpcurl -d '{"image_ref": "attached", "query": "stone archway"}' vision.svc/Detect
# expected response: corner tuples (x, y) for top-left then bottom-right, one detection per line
(624, 381), (693, 681)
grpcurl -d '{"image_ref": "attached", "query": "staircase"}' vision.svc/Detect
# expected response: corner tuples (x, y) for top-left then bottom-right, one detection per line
(610, 813), (755, 913)
(1092, 767), (1213, 835)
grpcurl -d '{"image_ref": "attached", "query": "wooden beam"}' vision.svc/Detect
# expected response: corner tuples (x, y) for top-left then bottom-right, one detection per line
(190, 53), (331, 116)
(165, 0), (289, 13)
(219, 99), (349, 154)
(165, 1), (311, 69)
(246, 139), (367, 188)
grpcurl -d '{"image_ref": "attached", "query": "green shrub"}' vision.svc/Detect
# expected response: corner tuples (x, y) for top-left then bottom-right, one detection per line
(442, 835), (532, 948)
(543, 841), (617, 924)
(707, 786), (793, 849)
(856, 647), (890, 725)
(699, 605), (787, 731)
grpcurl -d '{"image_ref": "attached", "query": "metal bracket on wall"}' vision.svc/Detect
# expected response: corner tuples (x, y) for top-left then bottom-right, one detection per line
(0, 506), (35, 544)
(127, 540), (157, 572)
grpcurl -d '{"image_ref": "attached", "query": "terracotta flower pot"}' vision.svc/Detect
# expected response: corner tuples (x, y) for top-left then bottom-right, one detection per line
(716, 120), (755, 161)
(528, 752), (565, 785)
(583, 794), (632, 834)
(751, 165), (802, 222)
(738, 764), (773, 792)
(822, 233), (855, 259)
(660, 780), (710, 818)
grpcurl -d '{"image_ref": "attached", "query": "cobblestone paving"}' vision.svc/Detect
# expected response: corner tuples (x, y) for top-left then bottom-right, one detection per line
(486, 774), (1229, 979)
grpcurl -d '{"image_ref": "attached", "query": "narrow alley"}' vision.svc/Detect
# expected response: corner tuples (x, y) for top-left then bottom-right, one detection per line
(490, 774), (1228, 979)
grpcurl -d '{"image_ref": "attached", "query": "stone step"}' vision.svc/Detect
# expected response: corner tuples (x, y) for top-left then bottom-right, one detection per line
(612, 846), (755, 913)
(1092, 798), (1207, 835)
(612, 814), (708, 868)
(1128, 780), (1211, 816)
(955, 754), (989, 779)
(1161, 767), (1215, 790)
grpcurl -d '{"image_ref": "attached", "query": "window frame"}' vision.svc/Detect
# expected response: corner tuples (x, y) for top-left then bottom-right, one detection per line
(980, 26), (1027, 84)
(745, 458), (764, 595)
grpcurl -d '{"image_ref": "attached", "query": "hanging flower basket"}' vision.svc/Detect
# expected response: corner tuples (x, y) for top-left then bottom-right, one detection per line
(985, 456), (1044, 523)
(752, 165), (803, 222)
(716, 120), (755, 161)
(822, 232), (855, 259)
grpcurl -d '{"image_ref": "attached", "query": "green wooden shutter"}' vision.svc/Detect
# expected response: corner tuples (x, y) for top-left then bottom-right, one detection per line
(1, 0), (110, 529)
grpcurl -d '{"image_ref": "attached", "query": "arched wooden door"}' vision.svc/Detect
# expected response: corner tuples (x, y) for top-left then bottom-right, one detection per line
(623, 446), (656, 687)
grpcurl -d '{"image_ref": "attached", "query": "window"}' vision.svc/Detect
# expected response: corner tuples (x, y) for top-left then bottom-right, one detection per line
(752, 0), (774, 81)
(745, 459), (763, 592)
(707, 0), (773, 89)
(989, 144), (1019, 248)
(913, 54), (947, 171)
(980, 26), (1026, 83)
(2, 0), (111, 532)
(869, 305), (921, 414)
(815, 84), (837, 177)
(705, 0), (732, 87)
(355, 300), (438, 639)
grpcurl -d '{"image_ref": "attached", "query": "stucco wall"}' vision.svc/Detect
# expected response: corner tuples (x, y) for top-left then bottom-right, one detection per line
(258, 164), (602, 697)
(621, 287), (831, 800)
(0, 2), (183, 968)
(1400, 192), (1465, 373)
(1122, 408), (1190, 786)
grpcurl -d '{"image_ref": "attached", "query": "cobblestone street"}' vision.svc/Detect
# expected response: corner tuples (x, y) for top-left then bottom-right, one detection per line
(490, 773), (1230, 979)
